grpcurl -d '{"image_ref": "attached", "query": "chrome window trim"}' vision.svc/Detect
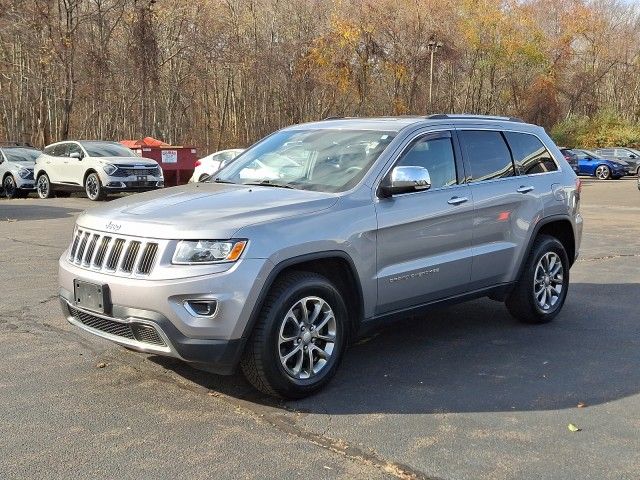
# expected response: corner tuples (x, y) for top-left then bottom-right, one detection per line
(455, 126), (562, 177)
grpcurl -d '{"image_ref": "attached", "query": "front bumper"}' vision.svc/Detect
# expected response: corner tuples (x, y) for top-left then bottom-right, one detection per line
(59, 255), (272, 372)
(15, 175), (35, 190)
(59, 295), (245, 374)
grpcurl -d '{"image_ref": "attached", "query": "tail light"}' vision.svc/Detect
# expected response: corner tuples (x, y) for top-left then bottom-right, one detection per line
(575, 177), (582, 195)
(195, 160), (201, 167)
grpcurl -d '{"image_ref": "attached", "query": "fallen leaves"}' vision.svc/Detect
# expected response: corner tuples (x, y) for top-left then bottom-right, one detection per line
(96, 362), (107, 368)
(567, 423), (581, 432)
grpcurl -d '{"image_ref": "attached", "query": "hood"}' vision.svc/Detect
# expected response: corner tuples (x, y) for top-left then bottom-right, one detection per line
(12, 161), (35, 169)
(76, 182), (339, 239)
(94, 156), (159, 167)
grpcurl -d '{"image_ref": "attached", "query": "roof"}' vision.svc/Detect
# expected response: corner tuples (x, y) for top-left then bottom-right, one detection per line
(286, 114), (537, 133)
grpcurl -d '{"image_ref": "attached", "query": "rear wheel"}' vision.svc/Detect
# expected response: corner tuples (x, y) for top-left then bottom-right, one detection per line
(36, 174), (54, 199)
(85, 172), (106, 201)
(3, 175), (19, 199)
(595, 165), (611, 180)
(506, 235), (570, 324)
(241, 271), (347, 398)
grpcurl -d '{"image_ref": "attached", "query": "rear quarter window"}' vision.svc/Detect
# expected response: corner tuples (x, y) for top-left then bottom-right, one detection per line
(504, 132), (558, 174)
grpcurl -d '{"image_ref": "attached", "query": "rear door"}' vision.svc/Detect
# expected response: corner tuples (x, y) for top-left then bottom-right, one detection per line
(44, 143), (69, 183)
(457, 128), (545, 289)
(375, 130), (474, 313)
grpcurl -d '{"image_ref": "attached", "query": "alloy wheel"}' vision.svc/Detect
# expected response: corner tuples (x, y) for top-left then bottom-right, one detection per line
(37, 175), (49, 198)
(86, 174), (99, 200)
(533, 252), (564, 311)
(595, 165), (610, 180)
(277, 296), (337, 380)
(3, 176), (16, 198)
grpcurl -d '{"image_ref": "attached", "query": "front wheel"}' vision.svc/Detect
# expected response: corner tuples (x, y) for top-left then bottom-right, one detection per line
(85, 172), (106, 201)
(241, 271), (347, 398)
(506, 235), (570, 324)
(3, 175), (19, 199)
(595, 165), (611, 180)
(36, 174), (54, 199)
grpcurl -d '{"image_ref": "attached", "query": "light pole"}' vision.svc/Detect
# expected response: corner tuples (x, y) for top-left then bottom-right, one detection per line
(427, 40), (443, 109)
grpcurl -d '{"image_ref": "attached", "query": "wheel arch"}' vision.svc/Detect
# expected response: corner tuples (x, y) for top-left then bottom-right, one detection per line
(243, 251), (365, 343)
(519, 216), (576, 278)
(83, 168), (99, 185)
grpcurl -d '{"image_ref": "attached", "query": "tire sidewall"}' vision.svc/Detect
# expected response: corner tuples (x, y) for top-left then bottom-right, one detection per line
(36, 174), (51, 199)
(596, 165), (610, 179)
(85, 172), (103, 201)
(3, 175), (17, 199)
(259, 277), (347, 397)
(527, 238), (570, 319)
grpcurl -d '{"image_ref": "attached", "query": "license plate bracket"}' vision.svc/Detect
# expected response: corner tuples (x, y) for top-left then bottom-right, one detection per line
(74, 280), (110, 314)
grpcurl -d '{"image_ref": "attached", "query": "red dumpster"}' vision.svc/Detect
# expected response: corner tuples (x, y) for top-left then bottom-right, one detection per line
(120, 137), (197, 187)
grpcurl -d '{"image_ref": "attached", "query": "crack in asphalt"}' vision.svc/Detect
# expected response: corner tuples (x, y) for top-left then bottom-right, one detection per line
(1, 236), (64, 250)
(577, 253), (640, 263)
(105, 354), (437, 480)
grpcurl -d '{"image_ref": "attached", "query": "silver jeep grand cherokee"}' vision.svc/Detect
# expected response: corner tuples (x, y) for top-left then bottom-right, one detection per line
(60, 115), (583, 398)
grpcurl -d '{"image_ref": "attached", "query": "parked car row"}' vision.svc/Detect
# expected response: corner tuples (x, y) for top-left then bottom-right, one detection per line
(1, 139), (245, 201)
(560, 147), (640, 179)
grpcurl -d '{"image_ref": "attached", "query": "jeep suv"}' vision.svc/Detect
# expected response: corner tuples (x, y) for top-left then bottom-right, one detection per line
(35, 140), (164, 200)
(58, 115), (583, 398)
(0, 143), (41, 198)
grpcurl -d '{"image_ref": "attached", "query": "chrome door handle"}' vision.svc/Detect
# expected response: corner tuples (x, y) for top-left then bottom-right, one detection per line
(517, 185), (534, 194)
(447, 196), (468, 205)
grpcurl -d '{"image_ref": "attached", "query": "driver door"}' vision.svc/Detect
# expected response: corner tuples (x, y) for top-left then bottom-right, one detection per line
(374, 130), (474, 314)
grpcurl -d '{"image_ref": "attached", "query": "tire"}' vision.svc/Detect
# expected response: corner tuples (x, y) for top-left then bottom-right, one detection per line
(241, 271), (348, 399)
(3, 175), (19, 199)
(594, 165), (611, 180)
(85, 172), (106, 201)
(506, 235), (570, 324)
(36, 174), (54, 199)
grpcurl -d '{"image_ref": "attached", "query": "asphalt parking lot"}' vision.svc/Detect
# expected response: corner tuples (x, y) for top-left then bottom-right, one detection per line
(1, 177), (639, 480)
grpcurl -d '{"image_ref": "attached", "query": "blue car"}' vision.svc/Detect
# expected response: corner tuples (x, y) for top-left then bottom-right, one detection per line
(560, 149), (630, 180)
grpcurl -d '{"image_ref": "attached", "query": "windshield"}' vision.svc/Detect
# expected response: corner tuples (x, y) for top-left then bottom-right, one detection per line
(215, 129), (396, 192)
(3, 148), (40, 162)
(81, 142), (135, 158)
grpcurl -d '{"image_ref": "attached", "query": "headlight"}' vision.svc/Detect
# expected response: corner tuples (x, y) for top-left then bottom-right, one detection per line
(18, 167), (31, 179)
(172, 239), (247, 264)
(103, 163), (118, 175)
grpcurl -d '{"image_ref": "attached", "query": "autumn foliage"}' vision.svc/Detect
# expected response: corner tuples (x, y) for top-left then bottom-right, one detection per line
(0, 0), (639, 152)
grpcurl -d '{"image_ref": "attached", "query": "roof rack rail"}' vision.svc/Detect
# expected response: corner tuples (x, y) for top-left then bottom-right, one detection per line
(426, 114), (525, 123)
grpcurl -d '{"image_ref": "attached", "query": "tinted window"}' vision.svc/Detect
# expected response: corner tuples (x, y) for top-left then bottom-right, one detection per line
(458, 130), (514, 182)
(81, 142), (135, 157)
(396, 135), (457, 188)
(504, 132), (558, 174)
(3, 148), (40, 162)
(68, 143), (84, 158)
(51, 144), (68, 157)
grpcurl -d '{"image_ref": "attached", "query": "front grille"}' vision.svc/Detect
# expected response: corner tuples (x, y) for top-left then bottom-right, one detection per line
(69, 305), (166, 347)
(112, 167), (160, 177)
(68, 228), (160, 276)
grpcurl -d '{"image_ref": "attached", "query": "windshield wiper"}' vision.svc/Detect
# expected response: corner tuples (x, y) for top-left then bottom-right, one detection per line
(213, 177), (236, 184)
(243, 180), (295, 189)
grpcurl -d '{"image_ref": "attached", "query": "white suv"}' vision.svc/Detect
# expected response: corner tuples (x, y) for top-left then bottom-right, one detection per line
(35, 140), (164, 201)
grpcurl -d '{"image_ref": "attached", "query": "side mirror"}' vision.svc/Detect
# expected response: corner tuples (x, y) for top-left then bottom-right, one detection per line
(380, 165), (431, 197)
(70, 151), (83, 160)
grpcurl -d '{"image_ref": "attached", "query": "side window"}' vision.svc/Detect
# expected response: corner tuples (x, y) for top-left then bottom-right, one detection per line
(68, 143), (83, 158)
(51, 144), (68, 157)
(43, 145), (53, 155)
(504, 132), (558, 174)
(458, 130), (514, 182)
(396, 135), (457, 189)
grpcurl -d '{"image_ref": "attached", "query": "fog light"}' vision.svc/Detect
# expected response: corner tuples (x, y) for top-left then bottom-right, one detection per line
(183, 299), (218, 317)
(107, 181), (126, 188)
(156, 180), (164, 187)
